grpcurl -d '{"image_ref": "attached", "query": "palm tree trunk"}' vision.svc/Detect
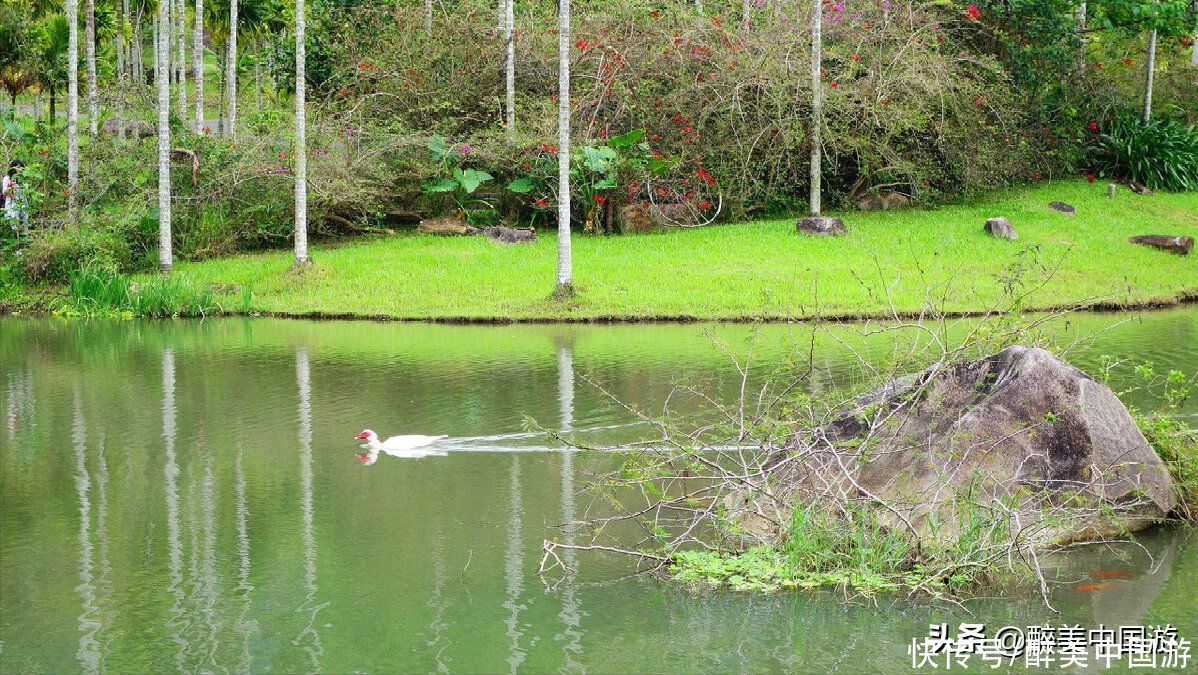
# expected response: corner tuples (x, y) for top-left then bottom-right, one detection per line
(424, 0), (432, 32)
(157, 7), (173, 271)
(194, 0), (204, 128)
(555, 0), (572, 295)
(133, 7), (143, 85)
(215, 50), (224, 133)
(1142, 29), (1156, 123)
(809, 0), (822, 216)
(294, 0), (309, 265)
(1075, 2), (1086, 74)
(116, 0), (127, 142)
(176, 0), (187, 115)
(67, 0), (80, 222)
(504, 0), (514, 134)
(226, 0), (238, 138)
(86, 0), (98, 137)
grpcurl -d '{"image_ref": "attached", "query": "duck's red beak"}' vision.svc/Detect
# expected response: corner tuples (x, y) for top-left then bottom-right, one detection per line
(355, 431), (369, 440)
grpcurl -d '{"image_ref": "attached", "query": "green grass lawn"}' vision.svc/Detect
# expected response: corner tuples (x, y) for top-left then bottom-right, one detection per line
(172, 180), (1197, 321)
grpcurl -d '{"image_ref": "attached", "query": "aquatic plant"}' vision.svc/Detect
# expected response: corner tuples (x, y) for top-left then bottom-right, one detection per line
(63, 266), (249, 318)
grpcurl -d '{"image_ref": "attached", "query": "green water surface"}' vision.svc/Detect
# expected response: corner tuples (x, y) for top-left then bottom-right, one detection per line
(1, 310), (1196, 672)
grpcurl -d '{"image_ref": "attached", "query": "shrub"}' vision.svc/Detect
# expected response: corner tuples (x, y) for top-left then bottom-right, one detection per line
(22, 226), (131, 284)
(1087, 116), (1198, 191)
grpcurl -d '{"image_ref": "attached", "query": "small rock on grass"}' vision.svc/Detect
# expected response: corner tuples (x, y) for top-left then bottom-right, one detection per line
(1048, 201), (1075, 216)
(795, 216), (847, 236)
(984, 217), (1017, 240)
(1129, 234), (1193, 256)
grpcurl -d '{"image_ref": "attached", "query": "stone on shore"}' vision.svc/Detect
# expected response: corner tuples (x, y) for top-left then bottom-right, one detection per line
(418, 216), (476, 235)
(1048, 201), (1075, 216)
(984, 217), (1017, 240)
(795, 216), (847, 236)
(1129, 234), (1193, 256)
(482, 226), (536, 243)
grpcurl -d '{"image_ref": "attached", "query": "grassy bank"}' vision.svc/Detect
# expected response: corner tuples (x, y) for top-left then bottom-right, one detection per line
(163, 180), (1197, 321)
(114, 181), (1198, 320)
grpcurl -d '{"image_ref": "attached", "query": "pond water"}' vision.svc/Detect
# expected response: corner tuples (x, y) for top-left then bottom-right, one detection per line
(2, 308), (1196, 673)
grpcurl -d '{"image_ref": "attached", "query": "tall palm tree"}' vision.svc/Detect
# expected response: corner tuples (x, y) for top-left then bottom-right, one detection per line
(503, 0), (513, 133)
(293, 0), (308, 265)
(226, 0), (237, 137)
(67, 0), (79, 221)
(115, 0), (126, 140)
(36, 14), (69, 125)
(1142, 29), (1156, 122)
(157, 1), (172, 271)
(86, 0), (97, 136)
(176, 0), (187, 113)
(555, 0), (571, 296)
(193, 0), (203, 128)
(809, 0), (823, 216)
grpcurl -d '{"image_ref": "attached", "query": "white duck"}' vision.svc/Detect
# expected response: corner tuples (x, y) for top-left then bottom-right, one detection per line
(354, 429), (448, 464)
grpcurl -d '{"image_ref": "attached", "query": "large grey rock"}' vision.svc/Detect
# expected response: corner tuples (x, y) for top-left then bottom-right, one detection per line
(984, 217), (1017, 240)
(795, 216), (847, 236)
(745, 347), (1178, 546)
(1129, 234), (1193, 256)
(841, 347), (1177, 542)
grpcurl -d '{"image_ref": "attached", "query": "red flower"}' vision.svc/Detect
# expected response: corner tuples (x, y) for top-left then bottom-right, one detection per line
(1123, 58), (1134, 66)
(1085, 173), (1095, 183)
(881, 98), (890, 106)
(1088, 121), (1098, 132)
(965, 4), (981, 20)
(1034, 172), (1042, 180)
(851, 53), (861, 62)
(830, 81), (838, 88)
(594, 195), (607, 205)
(575, 38), (591, 52)
(540, 143), (558, 153)
(975, 97), (985, 107)
(699, 200), (712, 210)
(534, 197), (549, 208)
(696, 167), (717, 187)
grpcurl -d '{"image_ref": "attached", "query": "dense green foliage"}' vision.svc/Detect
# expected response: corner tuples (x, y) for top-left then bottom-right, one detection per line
(1087, 116), (1198, 190)
(0, 0), (1195, 290)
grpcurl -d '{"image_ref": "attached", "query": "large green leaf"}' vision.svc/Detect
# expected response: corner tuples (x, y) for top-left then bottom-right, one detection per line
(422, 177), (458, 193)
(427, 135), (450, 162)
(607, 128), (644, 149)
(459, 168), (493, 194)
(506, 177), (535, 193)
